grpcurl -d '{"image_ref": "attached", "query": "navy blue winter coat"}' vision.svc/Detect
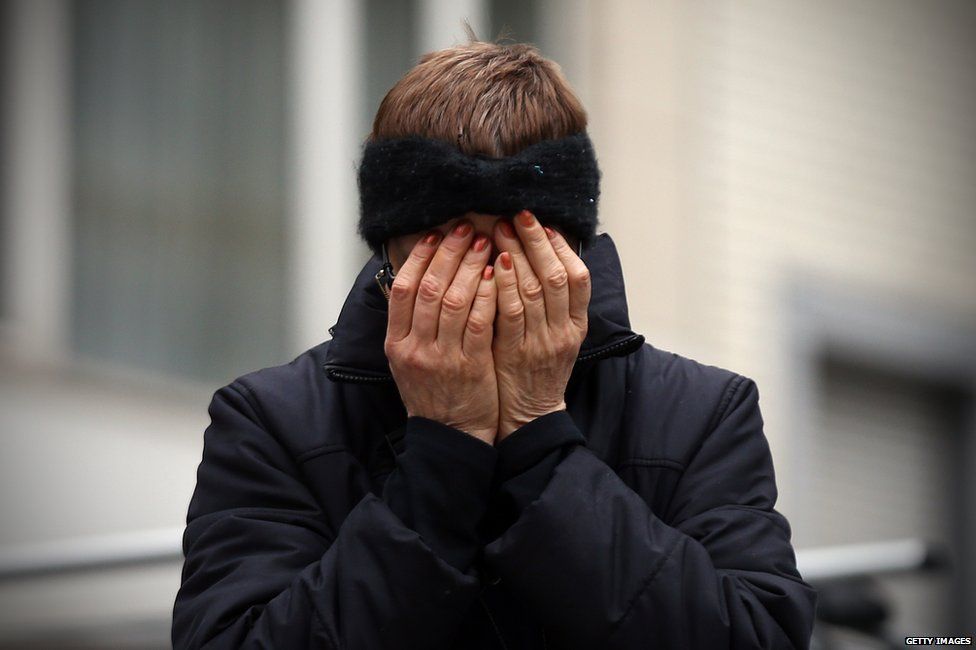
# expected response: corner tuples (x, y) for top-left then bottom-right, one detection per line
(172, 233), (816, 649)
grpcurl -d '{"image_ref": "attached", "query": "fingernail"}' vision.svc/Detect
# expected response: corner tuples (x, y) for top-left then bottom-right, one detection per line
(453, 221), (472, 237)
(423, 231), (440, 245)
(544, 226), (556, 239)
(499, 252), (513, 270)
(498, 221), (515, 238)
(518, 210), (534, 227)
(483, 265), (494, 280)
(473, 234), (488, 252)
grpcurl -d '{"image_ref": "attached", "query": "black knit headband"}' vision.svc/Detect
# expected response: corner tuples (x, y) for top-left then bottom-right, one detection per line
(357, 131), (601, 255)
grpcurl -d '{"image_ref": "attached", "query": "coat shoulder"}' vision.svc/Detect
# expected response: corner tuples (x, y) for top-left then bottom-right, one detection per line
(228, 341), (332, 403)
(633, 342), (748, 400)
(213, 341), (347, 456)
(620, 342), (754, 462)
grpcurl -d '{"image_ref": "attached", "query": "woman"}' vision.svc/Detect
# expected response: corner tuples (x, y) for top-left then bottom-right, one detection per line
(173, 39), (816, 649)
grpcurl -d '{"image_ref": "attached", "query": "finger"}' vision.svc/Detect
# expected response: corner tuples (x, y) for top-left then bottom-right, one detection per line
(546, 228), (591, 330)
(387, 231), (441, 342)
(411, 220), (475, 343)
(462, 264), (497, 357)
(439, 233), (492, 345)
(492, 250), (525, 346)
(494, 218), (546, 334)
(512, 210), (571, 328)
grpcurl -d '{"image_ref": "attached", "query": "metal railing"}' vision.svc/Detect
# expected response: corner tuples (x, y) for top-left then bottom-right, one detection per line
(0, 529), (945, 582)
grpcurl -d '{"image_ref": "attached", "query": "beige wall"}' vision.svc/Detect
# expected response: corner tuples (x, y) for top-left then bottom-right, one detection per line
(565, 1), (976, 524)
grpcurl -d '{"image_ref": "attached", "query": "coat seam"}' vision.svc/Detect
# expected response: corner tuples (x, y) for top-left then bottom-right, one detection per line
(716, 504), (791, 534)
(229, 380), (275, 434)
(304, 581), (340, 650)
(681, 374), (749, 473)
(708, 374), (748, 434)
(618, 457), (685, 471)
(297, 444), (351, 464)
(676, 503), (792, 535)
(606, 528), (684, 642)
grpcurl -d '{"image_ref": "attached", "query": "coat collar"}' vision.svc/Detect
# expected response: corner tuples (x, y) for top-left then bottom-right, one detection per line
(322, 233), (644, 383)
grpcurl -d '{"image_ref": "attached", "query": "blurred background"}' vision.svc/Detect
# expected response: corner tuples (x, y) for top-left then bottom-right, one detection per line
(1, 0), (974, 647)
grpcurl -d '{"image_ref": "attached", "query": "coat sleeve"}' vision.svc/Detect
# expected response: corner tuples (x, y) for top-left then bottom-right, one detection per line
(481, 375), (817, 649)
(172, 382), (496, 650)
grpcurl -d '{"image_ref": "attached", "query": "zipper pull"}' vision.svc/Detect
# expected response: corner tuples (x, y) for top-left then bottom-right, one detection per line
(374, 265), (393, 301)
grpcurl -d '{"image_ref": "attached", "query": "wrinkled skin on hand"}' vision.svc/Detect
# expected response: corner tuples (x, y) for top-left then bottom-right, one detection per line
(384, 222), (499, 444)
(489, 211), (590, 441)
(384, 212), (590, 445)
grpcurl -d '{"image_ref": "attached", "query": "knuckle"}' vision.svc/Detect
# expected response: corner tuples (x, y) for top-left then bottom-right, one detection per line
(476, 282), (494, 299)
(441, 288), (468, 313)
(402, 348), (428, 370)
(498, 271), (518, 288)
(417, 276), (442, 301)
(389, 277), (412, 300)
(501, 301), (525, 321)
(545, 268), (569, 289)
(475, 289), (494, 304)
(522, 279), (544, 300)
(466, 314), (489, 335)
(558, 333), (578, 353)
(572, 267), (591, 288)
(527, 229), (548, 246)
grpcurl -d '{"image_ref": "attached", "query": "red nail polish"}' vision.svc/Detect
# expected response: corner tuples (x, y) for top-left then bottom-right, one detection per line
(498, 221), (515, 238)
(499, 252), (513, 270)
(518, 210), (534, 226)
(423, 232), (440, 245)
(454, 221), (472, 237)
(483, 265), (494, 280)
(473, 235), (488, 251)
(544, 226), (556, 239)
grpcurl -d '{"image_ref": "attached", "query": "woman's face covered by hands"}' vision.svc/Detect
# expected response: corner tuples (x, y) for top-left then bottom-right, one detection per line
(382, 210), (590, 443)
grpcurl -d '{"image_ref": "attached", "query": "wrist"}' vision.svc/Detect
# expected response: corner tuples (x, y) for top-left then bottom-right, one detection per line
(406, 410), (496, 445)
(498, 401), (567, 439)
(440, 419), (496, 445)
(465, 427), (497, 445)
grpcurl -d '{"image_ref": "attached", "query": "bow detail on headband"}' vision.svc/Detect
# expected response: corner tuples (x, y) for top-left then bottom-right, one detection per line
(357, 132), (601, 255)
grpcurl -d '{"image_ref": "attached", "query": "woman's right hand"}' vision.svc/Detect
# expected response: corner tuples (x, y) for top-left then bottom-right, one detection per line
(384, 221), (499, 445)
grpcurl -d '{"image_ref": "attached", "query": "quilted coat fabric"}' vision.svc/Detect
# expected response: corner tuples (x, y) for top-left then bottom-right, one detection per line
(172, 233), (816, 649)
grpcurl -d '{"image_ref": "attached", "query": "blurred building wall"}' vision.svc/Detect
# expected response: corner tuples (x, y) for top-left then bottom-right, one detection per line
(583, 0), (976, 633)
(1, 0), (974, 646)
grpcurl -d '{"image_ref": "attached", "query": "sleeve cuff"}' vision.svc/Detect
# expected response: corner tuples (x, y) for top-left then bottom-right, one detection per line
(405, 416), (499, 476)
(495, 410), (585, 483)
(381, 416), (498, 572)
(481, 411), (585, 545)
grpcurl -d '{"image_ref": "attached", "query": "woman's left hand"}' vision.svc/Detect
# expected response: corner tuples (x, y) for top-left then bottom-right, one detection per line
(491, 210), (591, 442)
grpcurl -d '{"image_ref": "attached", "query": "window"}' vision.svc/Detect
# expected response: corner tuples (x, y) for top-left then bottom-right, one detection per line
(70, 0), (288, 383)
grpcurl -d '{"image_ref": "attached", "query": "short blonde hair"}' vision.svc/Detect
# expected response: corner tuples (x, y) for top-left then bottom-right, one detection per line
(370, 40), (587, 157)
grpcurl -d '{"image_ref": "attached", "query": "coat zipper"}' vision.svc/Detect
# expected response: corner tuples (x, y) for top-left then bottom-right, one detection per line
(478, 595), (510, 650)
(374, 266), (393, 301)
(478, 593), (549, 649)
